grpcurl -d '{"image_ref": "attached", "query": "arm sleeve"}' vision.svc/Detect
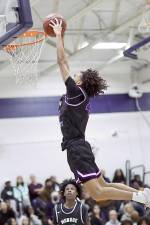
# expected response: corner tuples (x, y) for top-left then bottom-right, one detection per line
(82, 204), (91, 225)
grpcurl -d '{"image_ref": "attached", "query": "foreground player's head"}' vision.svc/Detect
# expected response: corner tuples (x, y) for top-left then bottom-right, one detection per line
(60, 179), (82, 201)
(74, 68), (108, 97)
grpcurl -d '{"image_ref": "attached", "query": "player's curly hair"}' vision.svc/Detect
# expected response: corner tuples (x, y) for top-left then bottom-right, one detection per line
(81, 69), (108, 97)
(60, 179), (82, 200)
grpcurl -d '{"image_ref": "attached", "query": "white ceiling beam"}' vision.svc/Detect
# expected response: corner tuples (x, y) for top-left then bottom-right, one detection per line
(96, 51), (125, 71)
(74, 17), (86, 51)
(40, 8), (150, 76)
(52, 0), (60, 13)
(67, 0), (103, 24)
(110, 0), (121, 28)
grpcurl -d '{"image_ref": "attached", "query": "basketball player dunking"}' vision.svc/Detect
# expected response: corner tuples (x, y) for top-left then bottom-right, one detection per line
(53, 179), (90, 225)
(50, 18), (150, 208)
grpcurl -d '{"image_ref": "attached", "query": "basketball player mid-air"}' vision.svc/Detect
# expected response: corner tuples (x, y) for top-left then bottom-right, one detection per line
(53, 179), (90, 225)
(49, 18), (150, 208)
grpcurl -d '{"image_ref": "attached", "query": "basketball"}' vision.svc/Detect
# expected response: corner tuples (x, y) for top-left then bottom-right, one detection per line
(43, 13), (67, 37)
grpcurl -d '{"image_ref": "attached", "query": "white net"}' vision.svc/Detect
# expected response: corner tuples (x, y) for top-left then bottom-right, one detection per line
(4, 31), (46, 85)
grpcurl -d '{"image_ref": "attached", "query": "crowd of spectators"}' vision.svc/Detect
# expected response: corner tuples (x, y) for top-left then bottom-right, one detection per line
(0, 169), (150, 225)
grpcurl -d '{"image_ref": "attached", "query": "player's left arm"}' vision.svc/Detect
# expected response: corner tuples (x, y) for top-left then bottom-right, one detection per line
(81, 204), (91, 225)
(52, 207), (58, 225)
(50, 19), (70, 82)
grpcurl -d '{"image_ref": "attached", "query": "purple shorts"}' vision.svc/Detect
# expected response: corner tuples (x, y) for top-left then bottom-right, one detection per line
(66, 139), (101, 183)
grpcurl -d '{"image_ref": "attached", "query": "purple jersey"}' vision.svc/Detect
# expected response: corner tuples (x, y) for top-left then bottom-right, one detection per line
(59, 77), (90, 150)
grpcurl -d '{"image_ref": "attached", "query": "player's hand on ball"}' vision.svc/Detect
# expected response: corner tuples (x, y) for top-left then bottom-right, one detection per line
(49, 18), (62, 36)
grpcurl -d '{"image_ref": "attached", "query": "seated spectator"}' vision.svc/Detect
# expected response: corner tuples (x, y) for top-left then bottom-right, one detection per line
(28, 175), (43, 203)
(91, 204), (104, 225)
(1, 180), (14, 201)
(49, 176), (60, 192)
(106, 210), (120, 225)
(131, 210), (140, 225)
(39, 178), (53, 203)
(112, 169), (126, 215)
(13, 176), (31, 216)
(19, 214), (42, 225)
(130, 175), (144, 189)
(112, 169), (126, 184)
(32, 178), (54, 221)
(0, 201), (15, 225)
(121, 203), (135, 221)
(44, 191), (60, 224)
(7, 218), (18, 225)
(25, 206), (42, 225)
(137, 217), (150, 225)
(1, 180), (18, 216)
(101, 170), (111, 183)
(121, 220), (133, 225)
(131, 201), (145, 217)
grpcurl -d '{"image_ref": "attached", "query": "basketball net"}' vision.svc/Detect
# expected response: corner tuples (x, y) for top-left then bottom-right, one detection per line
(4, 30), (46, 86)
(138, 1), (150, 33)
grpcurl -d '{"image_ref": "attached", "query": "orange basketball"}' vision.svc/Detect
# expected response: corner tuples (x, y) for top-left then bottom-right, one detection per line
(43, 13), (67, 37)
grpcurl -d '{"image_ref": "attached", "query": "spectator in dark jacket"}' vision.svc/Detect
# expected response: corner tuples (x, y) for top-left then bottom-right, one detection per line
(130, 175), (144, 189)
(28, 175), (43, 203)
(0, 201), (15, 225)
(137, 217), (150, 225)
(32, 178), (54, 220)
(7, 218), (18, 225)
(1, 181), (14, 201)
(112, 169), (126, 184)
(101, 170), (111, 183)
(91, 204), (104, 225)
(1, 181), (18, 216)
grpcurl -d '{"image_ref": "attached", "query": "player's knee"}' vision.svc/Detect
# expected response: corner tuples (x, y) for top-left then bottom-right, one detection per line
(103, 182), (110, 187)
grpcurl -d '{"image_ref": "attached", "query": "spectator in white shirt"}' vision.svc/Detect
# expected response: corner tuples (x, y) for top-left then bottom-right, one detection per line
(106, 210), (120, 225)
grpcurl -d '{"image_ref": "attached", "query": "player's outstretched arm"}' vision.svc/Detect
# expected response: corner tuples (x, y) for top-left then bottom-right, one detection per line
(50, 18), (69, 82)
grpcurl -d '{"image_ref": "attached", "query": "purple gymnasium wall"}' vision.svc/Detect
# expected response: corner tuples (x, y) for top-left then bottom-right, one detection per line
(0, 93), (149, 118)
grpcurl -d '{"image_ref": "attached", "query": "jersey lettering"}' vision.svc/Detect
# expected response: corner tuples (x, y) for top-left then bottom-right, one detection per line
(61, 218), (78, 224)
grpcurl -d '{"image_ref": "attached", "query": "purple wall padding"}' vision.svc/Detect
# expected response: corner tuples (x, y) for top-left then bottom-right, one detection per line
(0, 93), (150, 118)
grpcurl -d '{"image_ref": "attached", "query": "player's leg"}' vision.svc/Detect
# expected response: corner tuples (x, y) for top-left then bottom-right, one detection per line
(83, 178), (149, 206)
(83, 178), (133, 201)
(98, 175), (138, 193)
(66, 140), (150, 207)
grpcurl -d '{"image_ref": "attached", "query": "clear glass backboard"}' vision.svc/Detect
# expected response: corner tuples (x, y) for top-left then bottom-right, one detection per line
(0, 0), (33, 49)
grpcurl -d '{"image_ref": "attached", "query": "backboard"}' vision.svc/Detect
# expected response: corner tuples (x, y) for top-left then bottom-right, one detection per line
(0, 0), (33, 49)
